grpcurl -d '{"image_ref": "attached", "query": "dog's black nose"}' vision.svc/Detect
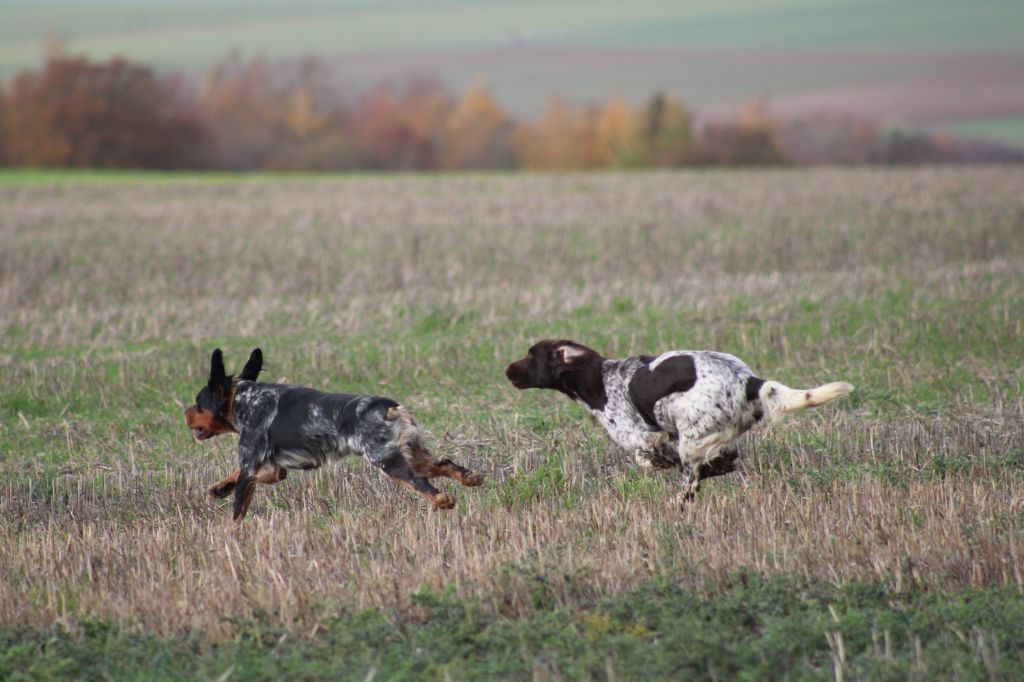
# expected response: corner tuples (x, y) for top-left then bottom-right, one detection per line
(505, 362), (529, 388)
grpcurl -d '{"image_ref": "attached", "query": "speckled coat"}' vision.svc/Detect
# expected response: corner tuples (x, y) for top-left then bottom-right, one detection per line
(185, 348), (483, 522)
(506, 339), (853, 498)
(588, 351), (764, 470)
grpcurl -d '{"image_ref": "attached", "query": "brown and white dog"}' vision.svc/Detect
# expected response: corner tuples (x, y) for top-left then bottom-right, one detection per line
(506, 340), (852, 499)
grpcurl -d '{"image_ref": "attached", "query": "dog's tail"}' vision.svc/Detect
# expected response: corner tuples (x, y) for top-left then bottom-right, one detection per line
(756, 378), (853, 422)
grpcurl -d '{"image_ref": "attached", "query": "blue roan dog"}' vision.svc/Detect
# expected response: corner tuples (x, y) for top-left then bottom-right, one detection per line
(185, 348), (483, 522)
(506, 339), (853, 499)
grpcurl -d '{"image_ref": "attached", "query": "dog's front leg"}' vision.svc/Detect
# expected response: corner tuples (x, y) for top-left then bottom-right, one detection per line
(633, 432), (677, 469)
(209, 468), (240, 499)
(230, 438), (270, 524)
(232, 468), (257, 523)
(229, 463), (287, 523)
(668, 439), (705, 507)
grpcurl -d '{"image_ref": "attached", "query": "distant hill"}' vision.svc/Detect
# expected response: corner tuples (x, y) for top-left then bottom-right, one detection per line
(3, 0), (1023, 145)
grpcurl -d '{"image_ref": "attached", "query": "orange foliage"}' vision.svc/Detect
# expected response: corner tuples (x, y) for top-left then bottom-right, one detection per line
(4, 55), (205, 168)
(348, 77), (452, 170)
(514, 98), (603, 170)
(442, 80), (512, 170)
(595, 94), (646, 167)
(8, 52), (997, 170)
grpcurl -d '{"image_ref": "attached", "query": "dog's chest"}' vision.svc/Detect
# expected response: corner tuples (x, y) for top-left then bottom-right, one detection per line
(582, 364), (661, 452)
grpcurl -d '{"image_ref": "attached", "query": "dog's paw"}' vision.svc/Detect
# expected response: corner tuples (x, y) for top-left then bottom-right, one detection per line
(670, 476), (701, 508)
(462, 471), (485, 487)
(208, 483), (233, 499)
(670, 489), (696, 509)
(433, 492), (456, 510)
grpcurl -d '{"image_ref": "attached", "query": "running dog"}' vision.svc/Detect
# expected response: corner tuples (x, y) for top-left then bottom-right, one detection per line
(506, 339), (852, 499)
(185, 348), (483, 522)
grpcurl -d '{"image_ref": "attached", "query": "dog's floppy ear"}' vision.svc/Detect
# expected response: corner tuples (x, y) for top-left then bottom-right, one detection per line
(239, 348), (263, 381)
(554, 341), (589, 364)
(209, 348), (227, 389)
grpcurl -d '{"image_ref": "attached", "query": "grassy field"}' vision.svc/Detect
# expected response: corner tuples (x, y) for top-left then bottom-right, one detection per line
(1, 168), (1023, 679)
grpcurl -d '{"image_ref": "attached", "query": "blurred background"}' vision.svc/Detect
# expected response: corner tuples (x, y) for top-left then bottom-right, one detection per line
(1, 0), (1023, 170)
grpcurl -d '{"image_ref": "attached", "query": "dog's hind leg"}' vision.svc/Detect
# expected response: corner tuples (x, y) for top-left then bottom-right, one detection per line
(389, 405), (484, 487)
(379, 457), (456, 510)
(698, 445), (740, 481)
(424, 458), (485, 487)
(674, 433), (733, 503)
(254, 464), (287, 485)
(406, 444), (484, 487)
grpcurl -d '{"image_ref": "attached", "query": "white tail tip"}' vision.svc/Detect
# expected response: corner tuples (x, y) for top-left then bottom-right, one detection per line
(761, 380), (854, 418)
(810, 382), (855, 406)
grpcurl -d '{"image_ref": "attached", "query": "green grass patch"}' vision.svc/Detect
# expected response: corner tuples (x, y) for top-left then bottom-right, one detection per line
(498, 460), (569, 508)
(2, 577), (1022, 681)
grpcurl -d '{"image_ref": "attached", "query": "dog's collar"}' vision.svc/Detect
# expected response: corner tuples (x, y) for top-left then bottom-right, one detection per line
(223, 383), (239, 432)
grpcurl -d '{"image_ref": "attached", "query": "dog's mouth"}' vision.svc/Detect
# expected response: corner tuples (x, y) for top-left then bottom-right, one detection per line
(185, 405), (227, 441)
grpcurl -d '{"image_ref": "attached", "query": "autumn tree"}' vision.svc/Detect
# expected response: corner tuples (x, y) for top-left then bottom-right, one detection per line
(402, 76), (453, 165)
(695, 98), (787, 165)
(272, 56), (355, 169)
(775, 113), (881, 164)
(4, 55), (206, 168)
(595, 94), (647, 167)
(441, 80), (513, 170)
(348, 77), (452, 170)
(514, 97), (599, 170)
(641, 92), (694, 166)
(198, 54), (287, 169)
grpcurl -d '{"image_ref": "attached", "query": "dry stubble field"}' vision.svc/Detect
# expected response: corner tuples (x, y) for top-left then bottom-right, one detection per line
(1, 168), (1023, 679)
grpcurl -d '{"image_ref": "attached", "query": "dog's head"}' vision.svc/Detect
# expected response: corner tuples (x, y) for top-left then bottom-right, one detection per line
(505, 339), (602, 392)
(184, 348), (262, 440)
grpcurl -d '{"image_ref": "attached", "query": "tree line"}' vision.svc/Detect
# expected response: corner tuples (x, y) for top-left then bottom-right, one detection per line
(0, 52), (1017, 170)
